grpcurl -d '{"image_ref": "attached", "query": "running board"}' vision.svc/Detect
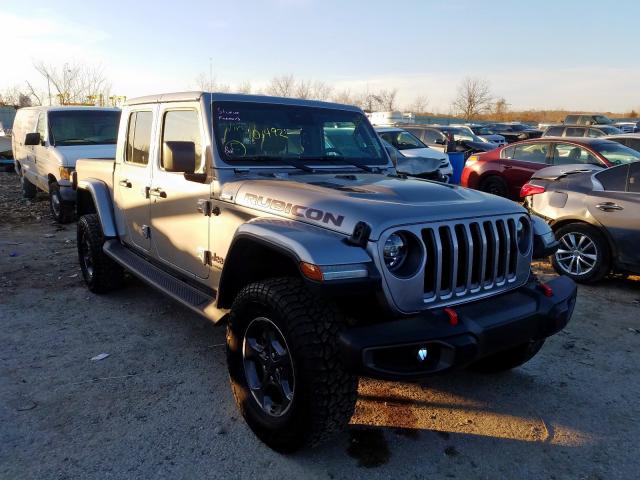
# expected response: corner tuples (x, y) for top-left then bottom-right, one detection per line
(103, 240), (228, 323)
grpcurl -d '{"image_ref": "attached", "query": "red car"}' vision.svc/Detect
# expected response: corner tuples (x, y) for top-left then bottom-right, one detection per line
(461, 137), (640, 199)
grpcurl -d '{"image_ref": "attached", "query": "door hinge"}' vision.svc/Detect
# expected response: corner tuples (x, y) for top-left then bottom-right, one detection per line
(197, 200), (220, 216)
(197, 248), (212, 266)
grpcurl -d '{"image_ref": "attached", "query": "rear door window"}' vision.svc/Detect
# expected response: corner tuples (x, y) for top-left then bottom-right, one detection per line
(628, 162), (640, 193)
(595, 164), (629, 191)
(565, 127), (586, 137)
(545, 126), (564, 136)
(552, 143), (600, 165)
(501, 145), (516, 159)
(587, 128), (605, 138)
(125, 111), (153, 165)
(513, 143), (549, 163)
(161, 110), (203, 171)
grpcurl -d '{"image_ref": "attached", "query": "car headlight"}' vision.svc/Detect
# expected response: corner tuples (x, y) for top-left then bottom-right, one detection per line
(383, 233), (407, 270)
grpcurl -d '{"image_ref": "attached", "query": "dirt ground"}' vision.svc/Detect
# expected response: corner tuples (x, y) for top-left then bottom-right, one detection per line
(1, 170), (639, 480)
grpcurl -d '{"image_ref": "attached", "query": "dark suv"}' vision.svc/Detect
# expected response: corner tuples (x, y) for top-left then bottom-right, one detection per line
(543, 125), (623, 138)
(481, 123), (543, 143)
(405, 125), (499, 158)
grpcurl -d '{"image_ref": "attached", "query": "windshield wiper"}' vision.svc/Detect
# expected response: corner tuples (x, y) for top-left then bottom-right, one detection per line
(298, 155), (379, 173)
(237, 155), (316, 173)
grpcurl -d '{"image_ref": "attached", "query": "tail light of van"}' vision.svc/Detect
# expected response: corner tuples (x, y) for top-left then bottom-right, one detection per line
(520, 183), (546, 198)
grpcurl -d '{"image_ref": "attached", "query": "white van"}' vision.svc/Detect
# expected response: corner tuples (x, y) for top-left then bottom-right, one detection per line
(12, 106), (121, 222)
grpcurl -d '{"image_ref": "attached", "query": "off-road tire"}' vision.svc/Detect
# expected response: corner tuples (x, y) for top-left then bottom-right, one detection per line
(469, 339), (545, 373)
(77, 214), (123, 293)
(49, 182), (75, 223)
(226, 277), (358, 452)
(479, 175), (509, 198)
(551, 223), (610, 283)
(21, 174), (37, 199)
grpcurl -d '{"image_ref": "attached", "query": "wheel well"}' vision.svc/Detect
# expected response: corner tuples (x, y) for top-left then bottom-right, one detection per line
(217, 238), (300, 309)
(76, 188), (97, 217)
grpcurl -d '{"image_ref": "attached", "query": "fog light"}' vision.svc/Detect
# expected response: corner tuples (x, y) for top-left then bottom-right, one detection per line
(417, 347), (428, 362)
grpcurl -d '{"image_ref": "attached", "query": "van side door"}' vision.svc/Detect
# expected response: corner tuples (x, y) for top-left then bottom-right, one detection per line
(114, 109), (155, 252)
(149, 103), (210, 279)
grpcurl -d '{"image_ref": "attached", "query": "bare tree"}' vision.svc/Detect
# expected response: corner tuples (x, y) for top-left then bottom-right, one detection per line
(266, 74), (296, 97)
(294, 79), (312, 99)
(451, 77), (493, 119)
(492, 97), (510, 121)
(236, 80), (252, 94)
(332, 89), (355, 105)
(310, 81), (333, 101)
(25, 81), (43, 106)
(33, 60), (111, 105)
(377, 89), (398, 111)
(0, 85), (32, 107)
(408, 95), (429, 114)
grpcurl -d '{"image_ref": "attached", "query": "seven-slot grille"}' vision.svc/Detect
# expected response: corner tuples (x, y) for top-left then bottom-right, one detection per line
(421, 216), (525, 303)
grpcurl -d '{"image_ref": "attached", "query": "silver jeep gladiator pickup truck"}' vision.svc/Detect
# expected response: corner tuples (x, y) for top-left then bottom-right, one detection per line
(73, 91), (577, 452)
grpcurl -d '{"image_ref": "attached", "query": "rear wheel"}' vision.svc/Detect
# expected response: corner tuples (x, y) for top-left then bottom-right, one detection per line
(49, 182), (75, 223)
(226, 277), (358, 452)
(77, 214), (124, 293)
(551, 223), (610, 283)
(479, 175), (509, 197)
(469, 339), (545, 373)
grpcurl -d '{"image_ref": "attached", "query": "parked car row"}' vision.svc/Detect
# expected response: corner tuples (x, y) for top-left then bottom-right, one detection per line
(461, 137), (640, 200)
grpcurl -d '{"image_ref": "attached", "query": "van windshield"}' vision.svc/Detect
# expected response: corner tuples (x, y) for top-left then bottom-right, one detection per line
(49, 110), (121, 146)
(212, 101), (386, 166)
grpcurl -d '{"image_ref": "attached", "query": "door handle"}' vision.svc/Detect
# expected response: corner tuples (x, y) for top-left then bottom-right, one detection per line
(118, 179), (132, 188)
(596, 202), (623, 211)
(148, 187), (167, 198)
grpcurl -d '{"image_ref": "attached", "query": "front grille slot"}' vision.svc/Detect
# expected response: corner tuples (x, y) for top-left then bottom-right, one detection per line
(419, 215), (526, 305)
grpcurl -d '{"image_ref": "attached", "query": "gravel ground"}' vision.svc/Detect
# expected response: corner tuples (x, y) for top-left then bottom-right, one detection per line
(1, 171), (639, 480)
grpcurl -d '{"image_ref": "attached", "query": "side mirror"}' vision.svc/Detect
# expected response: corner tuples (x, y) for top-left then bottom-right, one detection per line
(24, 132), (41, 146)
(434, 138), (446, 145)
(163, 141), (196, 173)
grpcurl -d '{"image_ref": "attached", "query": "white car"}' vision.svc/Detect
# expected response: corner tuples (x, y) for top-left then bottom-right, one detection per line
(12, 106), (121, 222)
(375, 126), (453, 181)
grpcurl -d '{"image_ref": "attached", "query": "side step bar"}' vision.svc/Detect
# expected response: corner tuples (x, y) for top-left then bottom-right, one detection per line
(103, 240), (227, 323)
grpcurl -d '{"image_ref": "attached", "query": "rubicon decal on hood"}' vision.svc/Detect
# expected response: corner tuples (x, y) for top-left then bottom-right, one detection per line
(244, 193), (345, 227)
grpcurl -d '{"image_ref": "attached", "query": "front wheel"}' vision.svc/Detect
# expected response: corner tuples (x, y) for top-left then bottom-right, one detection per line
(469, 339), (545, 373)
(49, 182), (75, 223)
(226, 277), (358, 452)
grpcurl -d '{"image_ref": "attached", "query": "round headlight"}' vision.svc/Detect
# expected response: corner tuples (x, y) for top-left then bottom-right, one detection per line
(516, 217), (530, 254)
(383, 233), (407, 270)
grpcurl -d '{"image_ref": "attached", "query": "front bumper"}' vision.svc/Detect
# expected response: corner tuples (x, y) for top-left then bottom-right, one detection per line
(339, 275), (576, 380)
(58, 180), (77, 202)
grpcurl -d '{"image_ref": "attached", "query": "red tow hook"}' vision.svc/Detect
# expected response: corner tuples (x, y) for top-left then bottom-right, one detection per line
(538, 282), (554, 297)
(443, 307), (459, 326)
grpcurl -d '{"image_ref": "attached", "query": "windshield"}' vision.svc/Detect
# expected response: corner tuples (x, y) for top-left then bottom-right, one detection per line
(594, 142), (640, 165)
(441, 127), (482, 143)
(212, 101), (385, 166)
(593, 115), (612, 125)
(378, 130), (426, 150)
(49, 110), (120, 146)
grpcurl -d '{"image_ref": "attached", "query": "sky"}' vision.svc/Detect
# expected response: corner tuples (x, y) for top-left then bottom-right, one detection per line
(1, 0), (639, 112)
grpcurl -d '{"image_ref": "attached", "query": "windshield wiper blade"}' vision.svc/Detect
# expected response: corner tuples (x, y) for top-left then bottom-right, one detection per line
(298, 155), (378, 173)
(238, 155), (316, 173)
